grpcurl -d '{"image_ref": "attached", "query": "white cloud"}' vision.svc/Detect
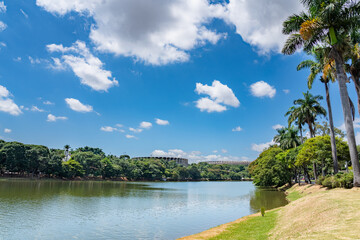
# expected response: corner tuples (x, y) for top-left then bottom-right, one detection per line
(47, 114), (67, 122)
(100, 126), (117, 132)
(13, 57), (22, 62)
(221, 149), (228, 153)
(151, 149), (249, 164)
(4, 128), (11, 133)
(195, 80), (239, 113)
(196, 80), (240, 107)
(155, 118), (169, 126)
(47, 41), (118, 91)
(65, 98), (93, 113)
(0, 2), (6, 13)
(232, 126), (242, 132)
(223, 0), (303, 54)
(251, 140), (276, 152)
(129, 127), (143, 133)
(43, 100), (54, 105)
(31, 106), (45, 112)
(283, 89), (290, 94)
(195, 98), (227, 113)
(115, 124), (123, 128)
(126, 134), (136, 139)
(0, 21), (7, 32)
(0, 85), (22, 116)
(272, 124), (284, 130)
(140, 121), (152, 129)
(37, 0), (226, 65)
(250, 81), (276, 98)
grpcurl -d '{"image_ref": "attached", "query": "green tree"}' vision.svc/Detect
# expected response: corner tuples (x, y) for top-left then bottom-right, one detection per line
(273, 126), (301, 150)
(282, 0), (360, 186)
(62, 159), (84, 178)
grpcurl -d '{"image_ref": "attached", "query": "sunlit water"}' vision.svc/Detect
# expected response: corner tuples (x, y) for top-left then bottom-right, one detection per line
(0, 180), (287, 240)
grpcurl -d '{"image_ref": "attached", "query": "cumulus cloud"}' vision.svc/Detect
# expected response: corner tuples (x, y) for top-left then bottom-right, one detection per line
(272, 124), (284, 130)
(151, 149), (250, 164)
(47, 114), (67, 122)
(47, 41), (118, 91)
(0, 85), (22, 116)
(251, 140), (276, 152)
(195, 98), (227, 113)
(129, 127), (143, 133)
(250, 81), (276, 98)
(232, 126), (242, 132)
(37, 0), (226, 65)
(195, 80), (239, 113)
(65, 98), (93, 113)
(223, 0), (303, 54)
(4, 128), (11, 133)
(155, 118), (169, 126)
(140, 121), (152, 129)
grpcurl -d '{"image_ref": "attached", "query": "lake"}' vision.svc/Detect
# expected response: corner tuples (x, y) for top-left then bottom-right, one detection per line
(0, 180), (287, 240)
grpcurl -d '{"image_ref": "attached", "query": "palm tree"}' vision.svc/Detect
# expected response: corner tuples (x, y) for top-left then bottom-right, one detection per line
(288, 92), (327, 180)
(286, 106), (306, 143)
(274, 126), (301, 150)
(282, 0), (360, 186)
(297, 47), (339, 173)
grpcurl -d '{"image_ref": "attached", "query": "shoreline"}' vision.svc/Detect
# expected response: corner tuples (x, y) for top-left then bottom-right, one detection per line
(0, 175), (253, 182)
(179, 184), (360, 239)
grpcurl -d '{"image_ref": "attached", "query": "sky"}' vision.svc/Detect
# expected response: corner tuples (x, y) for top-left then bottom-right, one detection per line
(0, 0), (359, 163)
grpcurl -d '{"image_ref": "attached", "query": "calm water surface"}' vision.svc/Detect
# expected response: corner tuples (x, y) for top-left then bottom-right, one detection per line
(0, 180), (287, 240)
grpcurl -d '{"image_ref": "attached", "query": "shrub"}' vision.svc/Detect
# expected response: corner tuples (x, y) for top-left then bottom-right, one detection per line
(261, 207), (265, 217)
(320, 172), (353, 189)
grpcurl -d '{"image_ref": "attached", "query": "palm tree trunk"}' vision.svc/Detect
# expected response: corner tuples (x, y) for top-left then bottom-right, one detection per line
(299, 125), (303, 144)
(352, 75), (360, 117)
(333, 50), (360, 187)
(325, 82), (339, 174)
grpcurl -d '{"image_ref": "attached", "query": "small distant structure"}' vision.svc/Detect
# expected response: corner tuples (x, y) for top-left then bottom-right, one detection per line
(133, 157), (188, 166)
(204, 161), (251, 166)
(63, 145), (71, 162)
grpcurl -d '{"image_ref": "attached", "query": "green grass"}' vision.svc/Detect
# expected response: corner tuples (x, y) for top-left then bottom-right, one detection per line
(286, 189), (303, 202)
(209, 210), (279, 240)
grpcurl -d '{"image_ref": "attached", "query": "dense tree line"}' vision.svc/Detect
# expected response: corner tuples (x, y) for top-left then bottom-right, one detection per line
(0, 140), (250, 181)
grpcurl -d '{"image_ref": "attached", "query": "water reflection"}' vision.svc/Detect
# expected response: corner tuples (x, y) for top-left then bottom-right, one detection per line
(0, 180), (287, 240)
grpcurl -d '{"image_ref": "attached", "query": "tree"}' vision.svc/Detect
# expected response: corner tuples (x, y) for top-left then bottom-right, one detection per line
(273, 126), (301, 150)
(297, 47), (339, 173)
(282, 0), (360, 186)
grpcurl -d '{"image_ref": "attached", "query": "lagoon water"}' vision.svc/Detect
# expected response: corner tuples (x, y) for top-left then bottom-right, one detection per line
(0, 180), (287, 240)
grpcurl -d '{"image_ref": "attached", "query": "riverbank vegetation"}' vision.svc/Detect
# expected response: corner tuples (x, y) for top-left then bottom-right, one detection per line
(251, 0), (360, 189)
(180, 184), (360, 240)
(0, 140), (250, 181)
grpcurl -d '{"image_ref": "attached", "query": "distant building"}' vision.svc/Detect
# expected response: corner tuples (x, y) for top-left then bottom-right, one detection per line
(204, 161), (251, 166)
(133, 157), (188, 166)
(63, 149), (71, 162)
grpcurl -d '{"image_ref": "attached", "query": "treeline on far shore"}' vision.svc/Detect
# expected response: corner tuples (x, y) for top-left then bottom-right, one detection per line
(0, 140), (250, 181)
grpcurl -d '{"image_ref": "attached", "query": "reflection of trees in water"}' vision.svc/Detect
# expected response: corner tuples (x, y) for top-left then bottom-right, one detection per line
(0, 180), (182, 201)
(249, 188), (288, 213)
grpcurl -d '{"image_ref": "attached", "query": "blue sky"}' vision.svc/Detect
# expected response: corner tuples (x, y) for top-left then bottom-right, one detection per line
(0, 0), (358, 163)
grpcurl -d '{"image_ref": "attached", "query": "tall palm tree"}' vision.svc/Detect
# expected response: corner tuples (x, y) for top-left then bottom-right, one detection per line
(288, 92), (327, 180)
(282, 0), (360, 186)
(297, 47), (339, 173)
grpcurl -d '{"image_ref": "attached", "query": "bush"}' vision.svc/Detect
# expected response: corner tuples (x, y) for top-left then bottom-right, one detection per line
(320, 172), (353, 189)
(261, 207), (265, 217)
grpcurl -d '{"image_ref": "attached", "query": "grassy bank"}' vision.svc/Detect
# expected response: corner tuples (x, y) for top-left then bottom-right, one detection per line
(179, 184), (360, 240)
